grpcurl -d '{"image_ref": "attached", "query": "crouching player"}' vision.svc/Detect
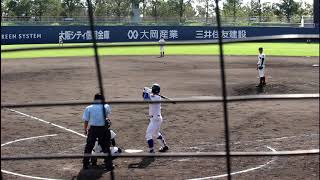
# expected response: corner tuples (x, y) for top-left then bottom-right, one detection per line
(91, 129), (122, 166)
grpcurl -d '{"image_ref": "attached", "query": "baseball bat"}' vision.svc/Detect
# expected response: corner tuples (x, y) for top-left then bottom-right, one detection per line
(159, 94), (176, 104)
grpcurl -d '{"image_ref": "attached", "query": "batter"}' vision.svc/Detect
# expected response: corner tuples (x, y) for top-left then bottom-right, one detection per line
(143, 83), (169, 153)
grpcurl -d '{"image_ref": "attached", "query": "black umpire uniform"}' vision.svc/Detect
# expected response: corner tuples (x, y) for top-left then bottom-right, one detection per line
(82, 93), (113, 170)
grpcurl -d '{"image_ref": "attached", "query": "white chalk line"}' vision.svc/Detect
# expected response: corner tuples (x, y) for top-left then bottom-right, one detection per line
(2, 108), (318, 179)
(1, 134), (57, 147)
(186, 146), (277, 180)
(7, 108), (86, 138)
(2, 108), (87, 180)
(188, 133), (319, 149)
(6, 108), (144, 155)
(1, 169), (61, 180)
(1, 134), (61, 180)
(2, 108), (143, 180)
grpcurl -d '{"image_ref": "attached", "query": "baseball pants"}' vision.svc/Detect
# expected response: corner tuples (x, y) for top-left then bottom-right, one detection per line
(146, 116), (163, 140)
(258, 67), (265, 77)
(83, 126), (112, 168)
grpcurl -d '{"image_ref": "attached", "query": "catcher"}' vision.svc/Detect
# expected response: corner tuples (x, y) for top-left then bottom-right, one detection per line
(90, 119), (122, 166)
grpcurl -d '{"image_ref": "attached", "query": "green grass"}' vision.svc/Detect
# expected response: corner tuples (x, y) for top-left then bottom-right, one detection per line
(1, 42), (319, 59)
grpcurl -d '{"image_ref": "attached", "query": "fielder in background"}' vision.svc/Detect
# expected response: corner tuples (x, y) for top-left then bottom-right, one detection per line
(256, 47), (266, 87)
(142, 84), (169, 153)
(159, 38), (165, 57)
(59, 36), (64, 47)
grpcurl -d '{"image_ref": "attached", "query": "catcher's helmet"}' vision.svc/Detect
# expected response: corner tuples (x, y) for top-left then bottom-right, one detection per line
(151, 83), (160, 94)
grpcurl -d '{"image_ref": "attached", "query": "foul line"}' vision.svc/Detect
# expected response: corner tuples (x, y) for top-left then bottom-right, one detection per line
(7, 108), (86, 138)
(187, 146), (277, 180)
(3, 108), (318, 180)
(2, 108), (86, 180)
(1, 134), (61, 180)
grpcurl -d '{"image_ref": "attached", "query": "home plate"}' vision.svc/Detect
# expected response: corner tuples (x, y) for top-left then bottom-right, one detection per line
(312, 64), (319, 67)
(125, 149), (144, 153)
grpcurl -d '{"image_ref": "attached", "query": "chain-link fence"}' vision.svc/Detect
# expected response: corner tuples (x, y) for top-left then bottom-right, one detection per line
(1, 0), (319, 179)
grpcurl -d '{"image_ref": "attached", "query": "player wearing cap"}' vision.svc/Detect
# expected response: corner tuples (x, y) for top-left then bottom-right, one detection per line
(256, 47), (266, 87)
(159, 38), (165, 57)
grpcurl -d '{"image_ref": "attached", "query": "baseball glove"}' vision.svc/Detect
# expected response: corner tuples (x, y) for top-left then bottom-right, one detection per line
(258, 66), (263, 70)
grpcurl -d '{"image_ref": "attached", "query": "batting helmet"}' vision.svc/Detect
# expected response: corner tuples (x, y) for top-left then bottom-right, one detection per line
(151, 83), (160, 94)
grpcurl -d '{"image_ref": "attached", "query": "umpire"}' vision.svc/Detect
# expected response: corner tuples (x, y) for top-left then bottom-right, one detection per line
(82, 93), (113, 170)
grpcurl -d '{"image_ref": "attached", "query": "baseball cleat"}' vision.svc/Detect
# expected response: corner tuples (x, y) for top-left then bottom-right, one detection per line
(159, 146), (169, 152)
(149, 149), (155, 153)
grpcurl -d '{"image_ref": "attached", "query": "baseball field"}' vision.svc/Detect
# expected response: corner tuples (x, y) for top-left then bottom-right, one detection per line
(2, 42), (319, 58)
(1, 42), (319, 179)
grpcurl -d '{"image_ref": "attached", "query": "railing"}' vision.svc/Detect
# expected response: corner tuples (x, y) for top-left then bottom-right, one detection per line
(1, 15), (314, 27)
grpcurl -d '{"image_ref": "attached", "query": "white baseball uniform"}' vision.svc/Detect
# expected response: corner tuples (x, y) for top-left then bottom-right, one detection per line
(58, 36), (64, 46)
(92, 130), (121, 155)
(142, 87), (168, 153)
(143, 87), (163, 140)
(257, 53), (266, 77)
(159, 39), (165, 53)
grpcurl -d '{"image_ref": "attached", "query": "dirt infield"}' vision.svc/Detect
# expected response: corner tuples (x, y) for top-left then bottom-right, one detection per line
(1, 55), (319, 180)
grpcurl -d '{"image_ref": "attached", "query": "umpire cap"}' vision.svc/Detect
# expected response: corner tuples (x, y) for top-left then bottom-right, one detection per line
(94, 93), (104, 100)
